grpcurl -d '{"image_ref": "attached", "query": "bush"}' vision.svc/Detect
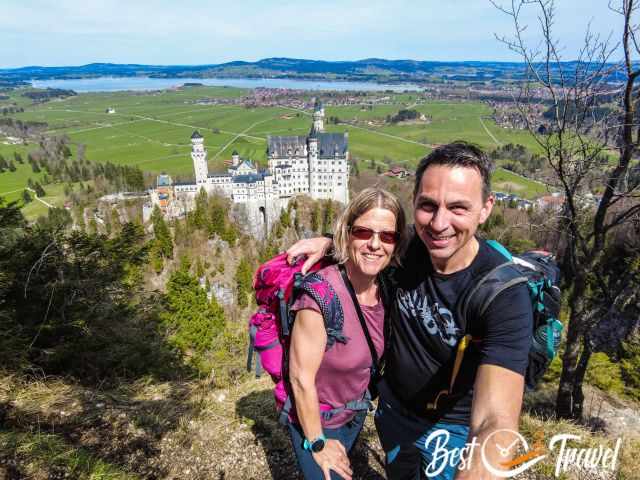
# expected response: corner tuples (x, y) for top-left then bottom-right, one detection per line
(621, 334), (640, 401)
(585, 352), (626, 396)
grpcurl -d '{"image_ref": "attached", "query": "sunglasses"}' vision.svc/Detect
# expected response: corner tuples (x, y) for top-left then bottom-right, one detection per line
(350, 225), (399, 244)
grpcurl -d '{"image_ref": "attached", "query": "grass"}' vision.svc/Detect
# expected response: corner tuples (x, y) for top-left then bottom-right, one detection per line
(0, 430), (137, 479)
(493, 167), (551, 199)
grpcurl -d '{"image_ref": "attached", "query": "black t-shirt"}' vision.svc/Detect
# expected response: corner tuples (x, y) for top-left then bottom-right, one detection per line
(383, 232), (533, 425)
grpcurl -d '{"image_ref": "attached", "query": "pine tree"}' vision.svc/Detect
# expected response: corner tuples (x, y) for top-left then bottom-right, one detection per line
(21, 190), (32, 204)
(311, 202), (321, 232)
(209, 200), (226, 237)
(235, 258), (253, 308)
(151, 204), (173, 259)
(8, 161), (16, 172)
(161, 265), (225, 371)
(280, 208), (291, 229)
(190, 188), (209, 231)
(0, 155), (7, 171)
(13, 152), (23, 164)
(34, 182), (46, 197)
(322, 200), (335, 234)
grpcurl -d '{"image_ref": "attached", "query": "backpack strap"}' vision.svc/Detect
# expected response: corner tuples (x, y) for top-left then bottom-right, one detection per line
(458, 262), (529, 323)
(427, 262), (528, 411)
(292, 272), (348, 348)
(338, 264), (380, 373)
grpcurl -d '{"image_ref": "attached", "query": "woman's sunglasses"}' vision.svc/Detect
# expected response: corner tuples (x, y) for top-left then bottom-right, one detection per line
(350, 225), (399, 244)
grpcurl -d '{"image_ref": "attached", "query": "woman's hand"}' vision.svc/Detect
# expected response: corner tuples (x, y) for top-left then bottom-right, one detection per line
(312, 439), (353, 480)
(286, 237), (333, 274)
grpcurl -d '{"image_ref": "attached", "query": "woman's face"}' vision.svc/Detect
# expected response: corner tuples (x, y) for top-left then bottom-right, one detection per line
(348, 207), (397, 277)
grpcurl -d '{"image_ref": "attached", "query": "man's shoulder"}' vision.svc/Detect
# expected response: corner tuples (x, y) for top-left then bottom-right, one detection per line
(468, 237), (511, 279)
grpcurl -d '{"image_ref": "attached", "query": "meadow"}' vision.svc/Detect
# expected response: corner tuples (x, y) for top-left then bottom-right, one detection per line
(0, 85), (547, 213)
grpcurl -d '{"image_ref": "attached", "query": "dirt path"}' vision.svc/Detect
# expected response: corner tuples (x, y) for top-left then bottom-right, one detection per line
(479, 116), (501, 146)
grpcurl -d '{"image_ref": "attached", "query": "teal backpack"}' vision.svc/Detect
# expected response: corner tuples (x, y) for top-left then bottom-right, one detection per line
(459, 240), (563, 390)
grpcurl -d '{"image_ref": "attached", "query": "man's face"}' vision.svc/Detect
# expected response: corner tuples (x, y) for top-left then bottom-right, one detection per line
(413, 165), (494, 274)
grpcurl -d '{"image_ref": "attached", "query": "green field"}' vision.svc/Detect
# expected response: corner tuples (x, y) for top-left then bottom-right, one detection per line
(1, 86), (548, 217)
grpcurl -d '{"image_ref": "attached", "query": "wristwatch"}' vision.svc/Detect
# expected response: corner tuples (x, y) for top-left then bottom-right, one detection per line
(303, 434), (327, 453)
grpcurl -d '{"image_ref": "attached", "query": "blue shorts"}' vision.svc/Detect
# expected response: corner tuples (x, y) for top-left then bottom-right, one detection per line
(374, 380), (470, 480)
(288, 410), (367, 480)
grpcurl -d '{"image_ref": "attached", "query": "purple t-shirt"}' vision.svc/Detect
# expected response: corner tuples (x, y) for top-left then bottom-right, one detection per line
(290, 264), (385, 428)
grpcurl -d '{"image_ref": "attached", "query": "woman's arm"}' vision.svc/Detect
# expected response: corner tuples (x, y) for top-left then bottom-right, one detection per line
(289, 309), (353, 480)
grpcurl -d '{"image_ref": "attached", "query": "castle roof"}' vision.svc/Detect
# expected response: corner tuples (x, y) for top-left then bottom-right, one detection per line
(267, 135), (307, 157)
(157, 174), (173, 186)
(314, 98), (323, 111)
(191, 131), (203, 139)
(229, 159), (256, 171)
(318, 132), (348, 158)
(267, 132), (347, 158)
(234, 172), (267, 184)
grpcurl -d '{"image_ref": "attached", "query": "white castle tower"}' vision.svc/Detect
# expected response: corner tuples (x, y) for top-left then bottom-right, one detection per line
(307, 125), (319, 195)
(191, 131), (208, 184)
(312, 98), (324, 133)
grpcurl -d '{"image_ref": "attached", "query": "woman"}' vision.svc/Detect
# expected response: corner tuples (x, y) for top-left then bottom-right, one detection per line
(288, 187), (407, 480)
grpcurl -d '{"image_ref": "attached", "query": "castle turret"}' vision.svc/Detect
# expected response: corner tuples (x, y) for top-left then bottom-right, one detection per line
(312, 98), (324, 133)
(191, 131), (208, 184)
(232, 150), (240, 167)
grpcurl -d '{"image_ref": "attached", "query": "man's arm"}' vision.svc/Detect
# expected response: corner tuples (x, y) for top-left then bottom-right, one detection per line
(286, 237), (333, 274)
(455, 364), (524, 479)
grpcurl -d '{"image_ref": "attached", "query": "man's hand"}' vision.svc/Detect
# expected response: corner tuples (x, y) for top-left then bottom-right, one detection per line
(312, 439), (353, 480)
(455, 364), (524, 479)
(286, 237), (333, 274)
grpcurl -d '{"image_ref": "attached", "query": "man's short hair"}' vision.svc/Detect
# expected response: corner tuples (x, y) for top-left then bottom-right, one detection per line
(413, 141), (494, 201)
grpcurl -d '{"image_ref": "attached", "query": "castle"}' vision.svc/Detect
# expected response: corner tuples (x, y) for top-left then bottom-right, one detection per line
(149, 99), (350, 237)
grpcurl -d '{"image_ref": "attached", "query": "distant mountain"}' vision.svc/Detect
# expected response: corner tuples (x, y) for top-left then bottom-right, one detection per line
(0, 58), (621, 85)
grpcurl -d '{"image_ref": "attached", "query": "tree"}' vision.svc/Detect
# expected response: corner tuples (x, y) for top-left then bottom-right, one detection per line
(150, 205), (173, 272)
(235, 258), (253, 308)
(13, 152), (23, 164)
(190, 188), (209, 231)
(280, 208), (291, 229)
(311, 202), (321, 232)
(8, 161), (16, 172)
(208, 198), (226, 237)
(0, 155), (7, 171)
(33, 182), (46, 197)
(493, 0), (640, 419)
(161, 261), (225, 373)
(322, 200), (335, 234)
(21, 190), (32, 204)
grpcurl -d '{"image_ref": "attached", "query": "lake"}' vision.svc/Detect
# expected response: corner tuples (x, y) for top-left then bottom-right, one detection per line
(31, 77), (423, 93)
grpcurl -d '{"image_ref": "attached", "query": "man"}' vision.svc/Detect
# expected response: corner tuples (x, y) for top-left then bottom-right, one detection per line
(287, 142), (533, 479)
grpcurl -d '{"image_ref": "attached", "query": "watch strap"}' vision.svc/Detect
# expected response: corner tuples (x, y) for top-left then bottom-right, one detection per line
(303, 433), (327, 452)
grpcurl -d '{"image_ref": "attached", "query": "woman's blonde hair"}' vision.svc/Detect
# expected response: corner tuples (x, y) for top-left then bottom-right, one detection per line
(333, 187), (407, 267)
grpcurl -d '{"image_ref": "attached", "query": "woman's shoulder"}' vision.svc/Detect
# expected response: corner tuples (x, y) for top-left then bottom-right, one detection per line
(308, 263), (342, 286)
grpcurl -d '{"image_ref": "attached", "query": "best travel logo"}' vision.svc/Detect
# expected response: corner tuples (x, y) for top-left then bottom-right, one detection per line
(423, 428), (622, 478)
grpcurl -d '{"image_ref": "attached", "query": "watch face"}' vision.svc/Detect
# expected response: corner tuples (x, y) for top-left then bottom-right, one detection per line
(311, 438), (326, 453)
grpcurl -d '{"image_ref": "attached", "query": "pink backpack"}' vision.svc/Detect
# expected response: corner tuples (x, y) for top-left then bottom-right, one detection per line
(247, 253), (371, 424)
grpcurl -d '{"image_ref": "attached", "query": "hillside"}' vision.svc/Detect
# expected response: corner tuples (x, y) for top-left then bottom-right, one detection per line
(0, 58), (624, 85)
(2, 369), (639, 479)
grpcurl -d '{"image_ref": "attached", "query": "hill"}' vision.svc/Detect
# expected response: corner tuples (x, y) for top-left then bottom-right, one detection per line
(0, 58), (624, 85)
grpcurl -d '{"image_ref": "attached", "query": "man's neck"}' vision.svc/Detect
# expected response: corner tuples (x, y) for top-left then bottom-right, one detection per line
(431, 237), (480, 274)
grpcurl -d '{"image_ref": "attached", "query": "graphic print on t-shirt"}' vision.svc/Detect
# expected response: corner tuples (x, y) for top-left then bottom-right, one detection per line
(396, 284), (460, 346)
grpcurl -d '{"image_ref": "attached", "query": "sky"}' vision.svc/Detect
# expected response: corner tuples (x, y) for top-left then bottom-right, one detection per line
(0, 0), (625, 68)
